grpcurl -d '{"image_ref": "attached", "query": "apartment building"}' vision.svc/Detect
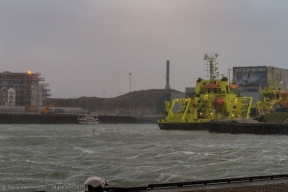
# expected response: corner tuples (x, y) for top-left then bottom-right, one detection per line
(0, 71), (50, 106)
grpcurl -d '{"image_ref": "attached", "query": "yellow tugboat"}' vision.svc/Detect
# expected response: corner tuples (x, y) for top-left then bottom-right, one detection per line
(158, 54), (254, 130)
(255, 73), (287, 115)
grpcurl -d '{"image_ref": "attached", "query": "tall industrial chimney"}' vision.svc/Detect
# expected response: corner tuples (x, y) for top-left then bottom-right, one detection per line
(165, 60), (170, 89)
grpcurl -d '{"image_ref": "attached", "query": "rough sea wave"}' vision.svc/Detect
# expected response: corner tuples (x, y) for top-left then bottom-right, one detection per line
(1, 124), (288, 191)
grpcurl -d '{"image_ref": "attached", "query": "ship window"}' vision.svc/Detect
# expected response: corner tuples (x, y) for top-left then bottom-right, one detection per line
(276, 94), (279, 99)
(243, 88), (257, 92)
(202, 88), (207, 94)
(213, 88), (221, 94)
(264, 93), (274, 99)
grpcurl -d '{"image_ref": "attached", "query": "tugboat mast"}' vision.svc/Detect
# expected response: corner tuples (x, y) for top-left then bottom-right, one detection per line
(227, 64), (232, 84)
(204, 53), (218, 82)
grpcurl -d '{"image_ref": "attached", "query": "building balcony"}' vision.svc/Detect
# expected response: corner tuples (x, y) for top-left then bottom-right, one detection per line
(43, 93), (51, 97)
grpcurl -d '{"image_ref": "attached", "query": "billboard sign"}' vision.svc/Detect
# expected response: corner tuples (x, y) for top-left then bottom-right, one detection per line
(233, 66), (267, 87)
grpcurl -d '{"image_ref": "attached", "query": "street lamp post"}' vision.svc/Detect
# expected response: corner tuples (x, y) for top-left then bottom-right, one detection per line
(86, 97), (88, 113)
(129, 73), (132, 114)
(79, 95), (82, 109)
(103, 91), (105, 112)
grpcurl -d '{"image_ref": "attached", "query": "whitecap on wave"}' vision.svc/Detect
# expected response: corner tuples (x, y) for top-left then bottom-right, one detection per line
(125, 154), (143, 160)
(0, 135), (12, 140)
(181, 151), (196, 155)
(25, 159), (45, 165)
(74, 147), (94, 154)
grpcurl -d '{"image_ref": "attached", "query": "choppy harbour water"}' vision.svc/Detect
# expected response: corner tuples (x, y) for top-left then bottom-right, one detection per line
(1, 124), (288, 191)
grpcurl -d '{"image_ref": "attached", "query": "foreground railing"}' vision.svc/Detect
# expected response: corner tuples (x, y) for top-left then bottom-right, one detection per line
(32, 174), (288, 192)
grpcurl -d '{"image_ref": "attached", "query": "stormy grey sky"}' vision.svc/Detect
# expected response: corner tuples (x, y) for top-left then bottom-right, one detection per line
(1, 0), (288, 98)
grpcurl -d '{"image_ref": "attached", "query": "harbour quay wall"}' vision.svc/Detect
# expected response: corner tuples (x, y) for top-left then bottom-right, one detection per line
(0, 113), (78, 124)
(98, 115), (160, 124)
(209, 121), (288, 135)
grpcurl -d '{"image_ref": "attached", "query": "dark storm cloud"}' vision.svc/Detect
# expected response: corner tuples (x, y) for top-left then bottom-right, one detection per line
(1, 0), (288, 97)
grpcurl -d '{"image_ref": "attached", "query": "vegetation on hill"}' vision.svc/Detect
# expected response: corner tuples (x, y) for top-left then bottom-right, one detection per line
(47, 89), (181, 114)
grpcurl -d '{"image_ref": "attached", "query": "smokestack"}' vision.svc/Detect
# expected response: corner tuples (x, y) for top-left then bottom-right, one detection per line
(165, 60), (170, 89)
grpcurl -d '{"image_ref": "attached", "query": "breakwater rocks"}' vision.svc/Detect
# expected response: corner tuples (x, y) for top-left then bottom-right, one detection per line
(0, 113), (78, 124)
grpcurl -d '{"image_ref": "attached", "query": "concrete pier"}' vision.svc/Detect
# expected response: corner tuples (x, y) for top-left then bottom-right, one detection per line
(98, 115), (159, 124)
(209, 119), (288, 135)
